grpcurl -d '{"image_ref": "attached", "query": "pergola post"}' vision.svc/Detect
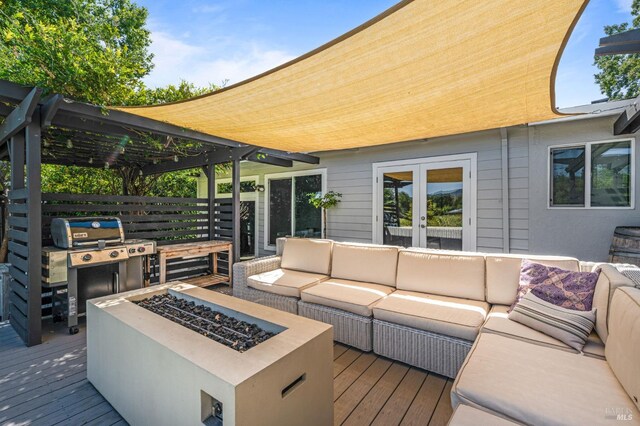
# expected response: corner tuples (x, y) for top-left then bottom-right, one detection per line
(206, 163), (216, 241)
(7, 108), (42, 346)
(231, 159), (241, 264)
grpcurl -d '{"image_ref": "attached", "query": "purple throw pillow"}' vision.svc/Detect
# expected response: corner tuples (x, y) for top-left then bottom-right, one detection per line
(510, 260), (600, 312)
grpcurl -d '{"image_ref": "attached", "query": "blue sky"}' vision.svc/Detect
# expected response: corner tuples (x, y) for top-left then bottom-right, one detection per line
(136, 0), (636, 109)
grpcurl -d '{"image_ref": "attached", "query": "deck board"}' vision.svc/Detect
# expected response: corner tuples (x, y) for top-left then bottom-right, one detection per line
(0, 320), (453, 425)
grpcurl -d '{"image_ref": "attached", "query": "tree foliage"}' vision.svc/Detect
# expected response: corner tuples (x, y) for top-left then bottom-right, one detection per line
(0, 0), (220, 198)
(0, 0), (153, 105)
(594, 0), (640, 100)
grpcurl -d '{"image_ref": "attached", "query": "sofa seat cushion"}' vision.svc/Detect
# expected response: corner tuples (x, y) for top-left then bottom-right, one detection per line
(247, 269), (328, 297)
(372, 290), (489, 341)
(449, 405), (520, 426)
(482, 305), (605, 358)
(452, 333), (639, 426)
(300, 279), (394, 316)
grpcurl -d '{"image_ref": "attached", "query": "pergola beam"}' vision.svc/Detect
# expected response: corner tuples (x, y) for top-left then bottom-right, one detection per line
(258, 148), (319, 164)
(61, 101), (246, 149)
(246, 152), (293, 167)
(596, 28), (640, 56)
(0, 88), (42, 144)
(40, 94), (64, 128)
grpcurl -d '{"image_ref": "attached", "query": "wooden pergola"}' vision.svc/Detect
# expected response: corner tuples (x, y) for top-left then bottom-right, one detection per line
(0, 79), (318, 346)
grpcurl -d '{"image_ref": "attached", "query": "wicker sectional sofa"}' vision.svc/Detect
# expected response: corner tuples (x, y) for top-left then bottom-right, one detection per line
(233, 238), (640, 425)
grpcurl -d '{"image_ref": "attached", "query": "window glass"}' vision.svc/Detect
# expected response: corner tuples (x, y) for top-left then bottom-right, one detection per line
(550, 147), (585, 206)
(591, 141), (631, 207)
(268, 179), (292, 245)
(294, 175), (322, 238)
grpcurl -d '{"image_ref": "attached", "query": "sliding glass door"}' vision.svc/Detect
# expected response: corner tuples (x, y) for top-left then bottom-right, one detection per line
(265, 171), (325, 249)
(375, 155), (476, 251)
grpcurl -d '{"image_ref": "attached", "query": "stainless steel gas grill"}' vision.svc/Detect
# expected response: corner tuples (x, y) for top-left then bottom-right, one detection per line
(42, 217), (156, 334)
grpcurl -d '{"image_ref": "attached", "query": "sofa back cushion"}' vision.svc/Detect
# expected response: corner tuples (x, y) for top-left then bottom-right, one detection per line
(281, 238), (333, 275)
(330, 243), (398, 286)
(396, 250), (486, 301)
(485, 254), (579, 305)
(592, 264), (636, 342)
(605, 286), (640, 411)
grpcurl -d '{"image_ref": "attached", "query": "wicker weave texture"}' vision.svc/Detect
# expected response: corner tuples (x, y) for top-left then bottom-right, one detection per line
(373, 319), (473, 379)
(298, 301), (372, 351)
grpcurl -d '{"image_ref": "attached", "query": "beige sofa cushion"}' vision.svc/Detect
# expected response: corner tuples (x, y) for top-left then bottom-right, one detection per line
(280, 238), (333, 275)
(593, 264), (635, 343)
(482, 305), (605, 359)
(300, 279), (393, 316)
(330, 243), (399, 287)
(247, 269), (328, 297)
(452, 333), (640, 426)
(372, 290), (489, 341)
(449, 405), (520, 426)
(485, 254), (579, 305)
(605, 287), (640, 411)
(396, 250), (486, 301)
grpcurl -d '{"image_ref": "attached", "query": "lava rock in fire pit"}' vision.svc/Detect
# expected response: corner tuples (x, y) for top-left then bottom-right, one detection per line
(133, 294), (277, 352)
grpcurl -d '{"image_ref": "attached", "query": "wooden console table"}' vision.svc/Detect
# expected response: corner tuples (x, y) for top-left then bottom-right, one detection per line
(156, 241), (233, 287)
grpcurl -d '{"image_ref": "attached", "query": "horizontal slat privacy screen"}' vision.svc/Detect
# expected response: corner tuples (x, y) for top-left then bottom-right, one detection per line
(115, 0), (587, 152)
(41, 193), (232, 283)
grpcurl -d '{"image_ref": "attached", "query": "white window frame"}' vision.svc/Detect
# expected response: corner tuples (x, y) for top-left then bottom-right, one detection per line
(371, 153), (477, 251)
(263, 169), (327, 250)
(547, 138), (635, 210)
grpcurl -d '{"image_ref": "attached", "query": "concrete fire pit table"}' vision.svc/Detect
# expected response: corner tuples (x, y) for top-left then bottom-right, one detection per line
(87, 283), (333, 426)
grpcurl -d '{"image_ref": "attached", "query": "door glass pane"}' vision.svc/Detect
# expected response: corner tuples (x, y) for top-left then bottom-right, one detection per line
(382, 171), (413, 246)
(550, 147), (585, 206)
(426, 167), (463, 250)
(591, 141), (631, 207)
(240, 201), (255, 259)
(269, 178), (292, 245)
(294, 175), (322, 238)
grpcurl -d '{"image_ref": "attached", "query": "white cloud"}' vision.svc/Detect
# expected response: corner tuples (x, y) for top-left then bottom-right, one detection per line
(615, 0), (633, 13)
(143, 30), (295, 88)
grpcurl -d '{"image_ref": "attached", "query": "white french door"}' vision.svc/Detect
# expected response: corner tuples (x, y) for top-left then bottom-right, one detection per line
(373, 154), (476, 251)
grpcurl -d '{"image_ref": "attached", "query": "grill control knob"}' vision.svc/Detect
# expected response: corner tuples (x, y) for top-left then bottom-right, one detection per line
(109, 250), (119, 258)
(128, 248), (136, 254)
(137, 246), (146, 253)
(82, 254), (92, 262)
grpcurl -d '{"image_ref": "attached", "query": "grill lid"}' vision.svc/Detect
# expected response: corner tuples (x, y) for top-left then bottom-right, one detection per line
(51, 217), (125, 249)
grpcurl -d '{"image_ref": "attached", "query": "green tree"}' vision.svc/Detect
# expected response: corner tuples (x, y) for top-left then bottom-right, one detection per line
(594, 0), (640, 100)
(0, 0), (153, 105)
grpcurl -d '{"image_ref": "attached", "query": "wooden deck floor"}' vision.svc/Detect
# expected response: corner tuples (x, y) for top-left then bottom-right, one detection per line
(0, 320), (452, 426)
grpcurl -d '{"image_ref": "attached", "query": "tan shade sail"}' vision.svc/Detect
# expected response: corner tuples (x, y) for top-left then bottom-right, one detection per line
(115, 0), (587, 153)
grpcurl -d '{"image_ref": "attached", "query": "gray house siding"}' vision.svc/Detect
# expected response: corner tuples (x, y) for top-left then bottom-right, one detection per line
(527, 115), (639, 261)
(207, 129), (516, 257)
(200, 113), (636, 261)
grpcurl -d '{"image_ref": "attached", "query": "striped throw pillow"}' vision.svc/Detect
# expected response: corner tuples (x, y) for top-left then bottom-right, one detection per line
(508, 291), (596, 351)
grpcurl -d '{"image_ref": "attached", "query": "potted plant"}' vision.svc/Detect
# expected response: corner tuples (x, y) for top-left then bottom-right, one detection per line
(307, 191), (342, 239)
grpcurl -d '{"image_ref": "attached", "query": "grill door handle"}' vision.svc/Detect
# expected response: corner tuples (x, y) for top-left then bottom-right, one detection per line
(113, 272), (120, 294)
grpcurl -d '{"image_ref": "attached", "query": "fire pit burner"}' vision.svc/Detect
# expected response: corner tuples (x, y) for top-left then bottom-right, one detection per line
(133, 294), (277, 352)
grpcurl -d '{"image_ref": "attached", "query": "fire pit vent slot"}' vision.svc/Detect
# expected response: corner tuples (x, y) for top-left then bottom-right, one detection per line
(282, 373), (306, 398)
(200, 390), (223, 426)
